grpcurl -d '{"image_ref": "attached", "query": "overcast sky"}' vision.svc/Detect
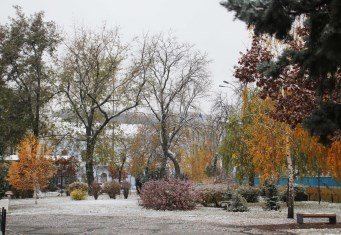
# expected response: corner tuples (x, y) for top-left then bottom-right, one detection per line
(0, 0), (250, 113)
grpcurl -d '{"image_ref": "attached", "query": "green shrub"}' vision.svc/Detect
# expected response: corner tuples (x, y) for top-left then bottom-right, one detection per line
(223, 188), (234, 201)
(71, 189), (87, 200)
(47, 180), (58, 192)
(0, 162), (10, 198)
(227, 194), (249, 212)
(263, 184), (280, 211)
(103, 181), (121, 199)
(68, 182), (88, 194)
(280, 186), (308, 202)
(237, 186), (260, 203)
(295, 186), (308, 201)
(12, 188), (34, 199)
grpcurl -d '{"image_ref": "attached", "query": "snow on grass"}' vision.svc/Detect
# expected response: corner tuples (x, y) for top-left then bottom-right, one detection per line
(8, 194), (340, 228)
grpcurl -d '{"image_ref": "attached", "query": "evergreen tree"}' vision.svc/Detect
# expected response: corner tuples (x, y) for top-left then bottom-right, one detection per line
(263, 182), (280, 211)
(227, 193), (249, 212)
(221, 0), (341, 144)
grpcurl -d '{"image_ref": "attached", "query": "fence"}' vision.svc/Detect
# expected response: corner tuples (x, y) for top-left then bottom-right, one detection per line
(306, 187), (341, 203)
(0, 207), (6, 235)
(254, 177), (341, 188)
(254, 176), (341, 203)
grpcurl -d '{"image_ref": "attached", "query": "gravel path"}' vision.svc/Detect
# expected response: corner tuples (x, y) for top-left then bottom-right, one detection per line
(5, 195), (341, 234)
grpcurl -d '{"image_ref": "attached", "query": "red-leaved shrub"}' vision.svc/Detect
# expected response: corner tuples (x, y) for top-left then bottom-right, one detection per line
(196, 184), (227, 207)
(139, 178), (199, 210)
(91, 182), (102, 200)
(102, 181), (120, 199)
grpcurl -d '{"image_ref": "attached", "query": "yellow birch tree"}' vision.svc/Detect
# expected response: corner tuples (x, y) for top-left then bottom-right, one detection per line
(8, 135), (54, 204)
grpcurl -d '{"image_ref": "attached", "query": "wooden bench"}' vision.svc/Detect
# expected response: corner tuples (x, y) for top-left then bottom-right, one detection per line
(297, 213), (336, 224)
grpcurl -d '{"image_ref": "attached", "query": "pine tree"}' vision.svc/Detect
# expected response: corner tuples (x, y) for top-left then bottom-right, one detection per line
(227, 193), (249, 212)
(263, 182), (280, 211)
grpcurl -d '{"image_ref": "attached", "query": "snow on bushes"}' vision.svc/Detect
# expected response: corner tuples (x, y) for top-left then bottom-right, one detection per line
(196, 184), (227, 207)
(68, 182), (88, 194)
(140, 178), (199, 210)
(91, 182), (102, 200)
(227, 193), (249, 212)
(102, 181), (120, 199)
(71, 189), (87, 200)
(237, 186), (261, 203)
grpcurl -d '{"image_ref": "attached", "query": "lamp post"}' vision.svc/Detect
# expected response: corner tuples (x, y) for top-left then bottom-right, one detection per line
(219, 80), (247, 119)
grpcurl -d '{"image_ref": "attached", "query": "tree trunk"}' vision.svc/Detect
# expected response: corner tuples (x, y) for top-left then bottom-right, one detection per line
(34, 185), (38, 204)
(211, 153), (218, 176)
(286, 137), (295, 219)
(167, 150), (181, 177)
(318, 170), (321, 204)
(159, 156), (168, 178)
(248, 168), (255, 186)
(118, 170), (122, 183)
(85, 138), (95, 187)
(160, 124), (182, 178)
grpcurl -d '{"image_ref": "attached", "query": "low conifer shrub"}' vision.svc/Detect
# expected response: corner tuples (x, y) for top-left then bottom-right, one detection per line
(227, 193), (249, 212)
(264, 183), (280, 211)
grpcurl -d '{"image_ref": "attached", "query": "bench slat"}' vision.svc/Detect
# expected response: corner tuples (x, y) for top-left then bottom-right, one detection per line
(297, 213), (336, 218)
(297, 213), (337, 224)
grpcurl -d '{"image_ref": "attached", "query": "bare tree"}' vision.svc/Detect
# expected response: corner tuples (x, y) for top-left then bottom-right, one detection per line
(206, 93), (232, 175)
(59, 26), (149, 186)
(143, 34), (211, 177)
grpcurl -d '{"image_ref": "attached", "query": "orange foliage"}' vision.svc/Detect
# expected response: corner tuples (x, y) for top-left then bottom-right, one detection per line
(127, 126), (160, 176)
(7, 135), (54, 192)
(244, 96), (335, 184)
(244, 98), (287, 183)
(182, 145), (213, 182)
(108, 164), (128, 179)
(328, 140), (341, 180)
(291, 126), (328, 175)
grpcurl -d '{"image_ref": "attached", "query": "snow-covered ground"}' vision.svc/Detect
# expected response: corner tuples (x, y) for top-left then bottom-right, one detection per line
(6, 194), (341, 234)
